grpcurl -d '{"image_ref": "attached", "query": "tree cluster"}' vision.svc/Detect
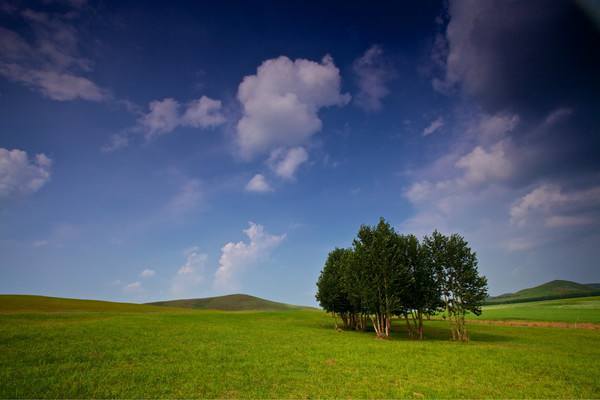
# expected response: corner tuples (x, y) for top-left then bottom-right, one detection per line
(315, 218), (488, 341)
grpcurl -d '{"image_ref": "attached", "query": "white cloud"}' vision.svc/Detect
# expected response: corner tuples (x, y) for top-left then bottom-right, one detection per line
(138, 96), (226, 142)
(214, 222), (285, 290)
(33, 240), (48, 247)
(170, 179), (203, 214)
(455, 140), (512, 187)
(140, 269), (155, 278)
(180, 96), (226, 128)
(352, 44), (395, 111)
(171, 250), (207, 295)
(236, 55), (350, 158)
(139, 98), (181, 141)
(510, 184), (600, 226)
(0, 148), (52, 199)
(269, 146), (309, 180)
(0, 8), (110, 102)
(246, 174), (273, 193)
(423, 116), (444, 136)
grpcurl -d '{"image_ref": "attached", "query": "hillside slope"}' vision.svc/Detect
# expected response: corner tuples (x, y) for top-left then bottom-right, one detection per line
(147, 294), (314, 312)
(0, 295), (189, 313)
(486, 280), (600, 305)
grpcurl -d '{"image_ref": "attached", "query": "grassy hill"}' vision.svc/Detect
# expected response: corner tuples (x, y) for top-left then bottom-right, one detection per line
(0, 295), (190, 313)
(486, 280), (600, 305)
(146, 293), (315, 312)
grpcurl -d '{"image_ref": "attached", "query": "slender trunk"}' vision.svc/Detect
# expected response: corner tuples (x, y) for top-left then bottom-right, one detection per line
(341, 313), (349, 330)
(443, 292), (456, 341)
(403, 312), (414, 339)
(418, 311), (423, 339)
(369, 315), (380, 337)
(386, 312), (391, 339)
(332, 311), (339, 331)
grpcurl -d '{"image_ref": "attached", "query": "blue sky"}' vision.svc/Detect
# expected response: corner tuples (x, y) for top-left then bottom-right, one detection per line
(1, 0), (599, 306)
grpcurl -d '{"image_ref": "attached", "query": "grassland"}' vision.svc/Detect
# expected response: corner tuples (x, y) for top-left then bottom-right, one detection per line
(1, 295), (599, 398)
(475, 296), (600, 324)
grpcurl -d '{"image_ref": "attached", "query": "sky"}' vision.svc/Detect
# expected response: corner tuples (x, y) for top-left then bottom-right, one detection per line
(1, 0), (599, 307)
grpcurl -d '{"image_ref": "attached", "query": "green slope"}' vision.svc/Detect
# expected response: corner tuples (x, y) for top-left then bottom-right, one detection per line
(0, 295), (190, 313)
(147, 293), (314, 312)
(487, 280), (600, 305)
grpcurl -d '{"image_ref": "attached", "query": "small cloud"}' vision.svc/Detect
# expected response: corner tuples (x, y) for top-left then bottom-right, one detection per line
(0, 148), (52, 200)
(269, 146), (308, 180)
(140, 269), (155, 278)
(422, 116), (444, 136)
(100, 133), (129, 153)
(180, 96), (226, 129)
(246, 174), (273, 193)
(33, 240), (48, 247)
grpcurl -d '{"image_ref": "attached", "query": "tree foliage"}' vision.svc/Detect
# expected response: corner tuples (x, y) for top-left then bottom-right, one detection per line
(315, 219), (488, 341)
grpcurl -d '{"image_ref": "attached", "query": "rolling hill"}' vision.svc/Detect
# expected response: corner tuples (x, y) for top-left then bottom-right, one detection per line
(0, 295), (190, 313)
(146, 294), (315, 312)
(486, 280), (600, 305)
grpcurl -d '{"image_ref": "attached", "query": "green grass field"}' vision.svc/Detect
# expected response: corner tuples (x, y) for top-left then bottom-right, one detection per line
(1, 295), (599, 398)
(476, 296), (600, 324)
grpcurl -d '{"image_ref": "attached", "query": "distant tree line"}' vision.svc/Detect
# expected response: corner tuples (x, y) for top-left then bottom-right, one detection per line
(315, 218), (488, 341)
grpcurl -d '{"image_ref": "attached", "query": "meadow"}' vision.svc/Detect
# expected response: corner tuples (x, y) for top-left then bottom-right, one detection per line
(1, 296), (599, 398)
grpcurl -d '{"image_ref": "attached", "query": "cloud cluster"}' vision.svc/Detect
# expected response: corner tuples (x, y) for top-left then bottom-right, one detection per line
(352, 44), (396, 112)
(238, 55), (349, 191)
(214, 222), (285, 290)
(404, 0), (600, 291)
(0, 5), (109, 101)
(0, 148), (52, 200)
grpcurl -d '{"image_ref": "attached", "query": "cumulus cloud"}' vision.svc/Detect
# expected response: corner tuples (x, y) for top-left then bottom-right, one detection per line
(171, 247), (207, 295)
(214, 222), (285, 290)
(0, 148), (52, 200)
(236, 55), (350, 158)
(268, 146), (309, 180)
(246, 174), (273, 193)
(0, 6), (110, 102)
(352, 44), (396, 111)
(422, 117), (444, 136)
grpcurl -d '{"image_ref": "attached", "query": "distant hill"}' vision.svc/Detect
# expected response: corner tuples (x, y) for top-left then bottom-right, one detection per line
(585, 283), (600, 289)
(146, 294), (315, 312)
(0, 295), (189, 313)
(486, 280), (600, 305)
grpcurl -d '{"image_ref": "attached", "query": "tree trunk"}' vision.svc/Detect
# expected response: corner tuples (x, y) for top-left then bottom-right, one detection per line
(332, 311), (339, 331)
(403, 312), (414, 339)
(341, 313), (349, 330)
(444, 293), (457, 341)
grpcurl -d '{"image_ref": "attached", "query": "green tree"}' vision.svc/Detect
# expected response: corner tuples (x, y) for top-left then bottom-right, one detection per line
(423, 230), (488, 341)
(315, 247), (353, 330)
(353, 218), (411, 339)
